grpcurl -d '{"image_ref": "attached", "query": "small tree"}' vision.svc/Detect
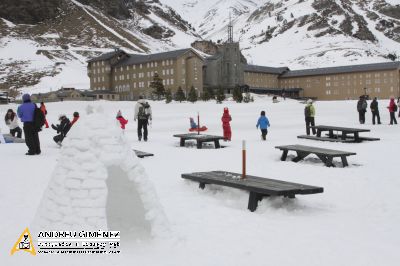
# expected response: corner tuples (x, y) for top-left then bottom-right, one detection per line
(232, 86), (243, 103)
(165, 88), (172, 103)
(216, 87), (225, 104)
(207, 87), (215, 100)
(150, 73), (165, 100)
(187, 86), (198, 103)
(175, 86), (186, 102)
(201, 90), (210, 101)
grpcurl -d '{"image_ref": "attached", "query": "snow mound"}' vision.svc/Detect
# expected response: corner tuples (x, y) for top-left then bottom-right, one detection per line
(33, 107), (169, 239)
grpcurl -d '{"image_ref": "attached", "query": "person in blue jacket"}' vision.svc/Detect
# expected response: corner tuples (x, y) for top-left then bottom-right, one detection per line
(17, 94), (41, 155)
(256, 110), (270, 141)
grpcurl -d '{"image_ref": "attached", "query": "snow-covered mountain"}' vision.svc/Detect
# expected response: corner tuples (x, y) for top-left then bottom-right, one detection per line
(1, 0), (400, 94)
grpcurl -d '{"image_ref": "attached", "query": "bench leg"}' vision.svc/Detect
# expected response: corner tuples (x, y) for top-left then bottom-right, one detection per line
(292, 151), (310, 162)
(214, 140), (220, 149)
(248, 192), (261, 212)
(199, 183), (206, 189)
(341, 132), (347, 141)
(328, 130), (334, 138)
(281, 150), (288, 161)
(284, 194), (296, 199)
(341, 156), (349, 167)
(354, 132), (360, 143)
(316, 129), (322, 137)
(197, 141), (202, 149)
(180, 138), (185, 147)
(316, 155), (335, 167)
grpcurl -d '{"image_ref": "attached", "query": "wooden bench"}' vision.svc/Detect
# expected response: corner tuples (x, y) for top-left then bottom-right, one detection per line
(298, 135), (354, 143)
(173, 133), (225, 149)
(324, 134), (380, 142)
(275, 144), (356, 167)
(133, 150), (154, 158)
(182, 171), (323, 212)
(309, 125), (374, 143)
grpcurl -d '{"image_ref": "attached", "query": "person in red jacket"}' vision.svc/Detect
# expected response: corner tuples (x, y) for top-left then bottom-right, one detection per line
(388, 97), (398, 125)
(221, 107), (232, 141)
(40, 102), (49, 128)
(116, 110), (128, 129)
(71, 111), (79, 126)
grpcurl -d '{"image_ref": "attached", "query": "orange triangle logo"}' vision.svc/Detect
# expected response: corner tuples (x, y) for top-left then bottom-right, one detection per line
(10, 228), (36, 256)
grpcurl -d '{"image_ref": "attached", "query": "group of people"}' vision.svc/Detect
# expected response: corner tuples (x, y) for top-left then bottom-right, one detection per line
(357, 96), (400, 125)
(4, 94), (80, 155)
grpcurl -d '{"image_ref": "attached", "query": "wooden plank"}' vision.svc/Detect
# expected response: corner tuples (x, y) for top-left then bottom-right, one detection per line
(297, 135), (354, 143)
(173, 133), (224, 141)
(324, 134), (380, 141)
(275, 145), (356, 156)
(133, 150), (154, 158)
(311, 125), (370, 133)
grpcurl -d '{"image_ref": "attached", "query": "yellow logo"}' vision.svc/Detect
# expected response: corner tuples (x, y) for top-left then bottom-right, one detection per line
(10, 228), (36, 256)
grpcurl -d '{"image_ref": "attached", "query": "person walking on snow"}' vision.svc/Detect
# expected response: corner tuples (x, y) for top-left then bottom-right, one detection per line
(116, 110), (128, 129)
(256, 110), (270, 141)
(40, 102), (49, 128)
(304, 99), (316, 135)
(51, 114), (71, 145)
(221, 107), (232, 141)
(17, 94), (41, 155)
(4, 109), (22, 138)
(71, 111), (79, 126)
(370, 97), (381, 125)
(388, 97), (398, 125)
(357, 96), (367, 124)
(134, 96), (152, 141)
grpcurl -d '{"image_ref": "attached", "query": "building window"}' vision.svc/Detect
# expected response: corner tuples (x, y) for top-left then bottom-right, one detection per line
(375, 88), (381, 93)
(171, 79), (174, 85)
(326, 82), (331, 87)
(133, 65), (136, 70)
(140, 64), (142, 69)
(102, 77), (105, 82)
(326, 90), (331, 95)
(126, 66), (129, 71)
(162, 69), (165, 75)
(171, 69), (174, 75)
(120, 67), (123, 72)
(166, 69), (169, 75)
(162, 61), (165, 66)
(126, 74), (129, 79)
(155, 62), (158, 67)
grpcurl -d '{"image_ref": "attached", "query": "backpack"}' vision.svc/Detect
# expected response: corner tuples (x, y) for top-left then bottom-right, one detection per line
(304, 105), (311, 117)
(394, 104), (398, 112)
(138, 102), (150, 120)
(34, 106), (45, 131)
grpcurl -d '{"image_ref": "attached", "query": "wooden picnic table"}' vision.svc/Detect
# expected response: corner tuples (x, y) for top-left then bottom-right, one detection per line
(182, 171), (323, 212)
(275, 144), (356, 167)
(173, 133), (225, 149)
(312, 125), (371, 142)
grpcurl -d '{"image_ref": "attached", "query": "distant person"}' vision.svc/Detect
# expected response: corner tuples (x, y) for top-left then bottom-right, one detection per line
(4, 109), (22, 138)
(17, 94), (41, 155)
(134, 96), (152, 141)
(304, 99), (316, 135)
(116, 110), (128, 130)
(71, 111), (80, 126)
(272, 96), (279, 103)
(370, 97), (381, 125)
(357, 96), (367, 124)
(39, 102), (49, 128)
(387, 97), (398, 125)
(256, 110), (270, 141)
(221, 107), (232, 141)
(51, 114), (71, 145)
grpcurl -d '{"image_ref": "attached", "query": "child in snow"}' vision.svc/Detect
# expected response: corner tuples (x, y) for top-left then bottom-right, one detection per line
(221, 107), (232, 141)
(71, 111), (79, 126)
(39, 102), (49, 128)
(190, 117), (197, 129)
(116, 110), (128, 129)
(4, 109), (22, 138)
(256, 110), (270, 141)
(189, 117), (207, 132)
(51, 114), (71, 145)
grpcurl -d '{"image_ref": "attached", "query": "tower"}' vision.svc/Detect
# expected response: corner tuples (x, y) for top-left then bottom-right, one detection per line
(227, 13), (233, 43)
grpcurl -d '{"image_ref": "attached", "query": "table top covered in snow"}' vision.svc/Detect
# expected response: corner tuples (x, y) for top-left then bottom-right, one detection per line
(182, 171), (323, 196)
(275, 145), (356, 156)
(311, 125), (371, 133)
(173, 133), (224, 140)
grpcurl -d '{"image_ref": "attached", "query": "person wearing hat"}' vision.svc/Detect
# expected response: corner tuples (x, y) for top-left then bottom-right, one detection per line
(221, 107), (232, 141)
(51, 114), (71, 145)
(304, 99), (316, 135)
(71, 111), (79, 126)
(4, 109), (22, 138)
(357, 95), (368, 124)
(134, 96), (152, 141)
(17, 94), (41, 155)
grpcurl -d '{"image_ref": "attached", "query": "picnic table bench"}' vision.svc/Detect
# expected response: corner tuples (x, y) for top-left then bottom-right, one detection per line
(182, 171), (323, 212)
(275, 144), (356, 167)
(298, 125), (379, 143)
(173, 133), (225, 149)
(133, 149), (154, 158)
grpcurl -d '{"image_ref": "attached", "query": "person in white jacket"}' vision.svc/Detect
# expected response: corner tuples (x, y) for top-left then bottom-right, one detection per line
(4, 109), (22, 138)
(134, 96), (152, 141)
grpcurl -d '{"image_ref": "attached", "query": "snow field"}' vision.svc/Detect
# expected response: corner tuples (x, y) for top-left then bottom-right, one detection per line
(0, 96), (399, 265)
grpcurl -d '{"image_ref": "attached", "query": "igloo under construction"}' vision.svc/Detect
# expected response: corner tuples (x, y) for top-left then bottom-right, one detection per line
(33, 107), (168, 239)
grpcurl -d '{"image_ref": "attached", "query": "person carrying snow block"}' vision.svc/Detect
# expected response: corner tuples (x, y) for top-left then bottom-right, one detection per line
(116, 110), (128, 129)
(4, 109), (22, 138)
(256, 110), (270, 141)
(304, 99), (316, 135)
(51, 114), (71, 145)
(221, 107), (232, 141)
(71, 111), (79, 126)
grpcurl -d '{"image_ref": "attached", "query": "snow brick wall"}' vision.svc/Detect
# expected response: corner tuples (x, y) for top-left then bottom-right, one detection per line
(33, 106), (169, 239)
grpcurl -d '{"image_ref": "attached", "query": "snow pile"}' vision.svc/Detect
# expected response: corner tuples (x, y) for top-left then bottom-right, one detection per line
(33, 106), (168, 239)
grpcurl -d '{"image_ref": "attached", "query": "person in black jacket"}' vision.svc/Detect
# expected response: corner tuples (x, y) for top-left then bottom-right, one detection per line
(370, 97), (381, 125)
(357, 96), (367, 124)
(51, 114), (71, 145)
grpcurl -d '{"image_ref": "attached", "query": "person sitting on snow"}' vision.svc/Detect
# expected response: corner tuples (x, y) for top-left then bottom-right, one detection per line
(116, 110), (128, 129)
(51, 114), (71, 145)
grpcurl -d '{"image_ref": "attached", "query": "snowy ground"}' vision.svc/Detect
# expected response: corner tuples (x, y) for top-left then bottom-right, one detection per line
(1, 96), (400, 265)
